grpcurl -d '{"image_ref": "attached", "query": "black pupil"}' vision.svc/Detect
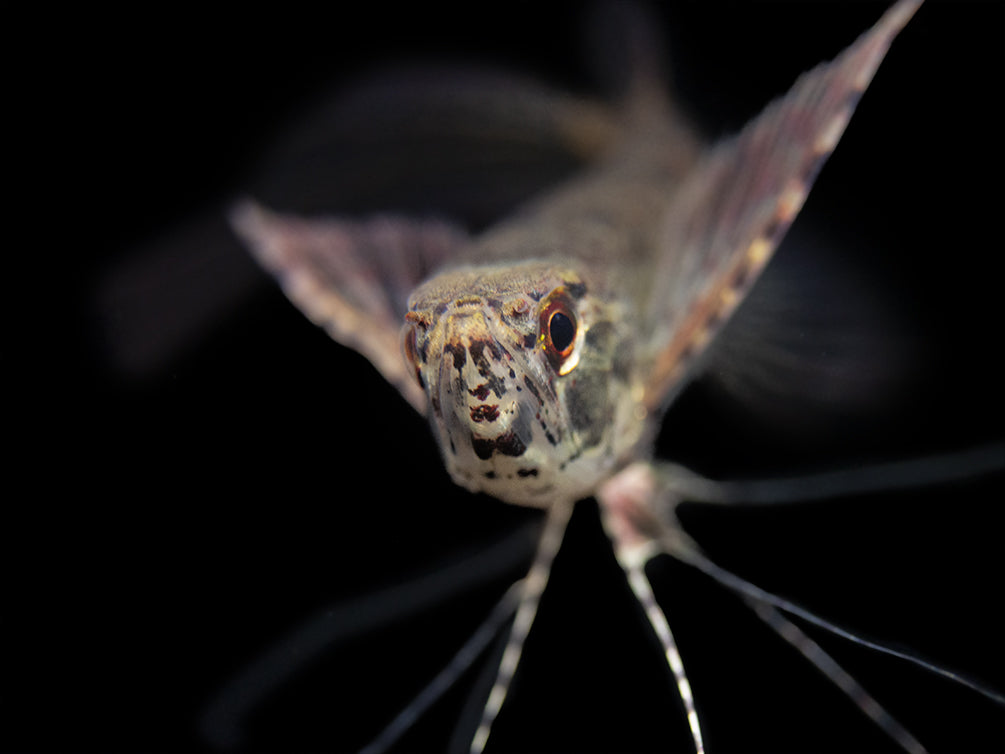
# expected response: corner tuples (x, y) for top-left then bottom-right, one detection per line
(549, 311), (575, 353)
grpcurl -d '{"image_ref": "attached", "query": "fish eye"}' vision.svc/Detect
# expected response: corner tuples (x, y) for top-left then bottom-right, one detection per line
(539, 289), (579, 375)
(401, 323), (424, 387)
(549, 310), (575, 353)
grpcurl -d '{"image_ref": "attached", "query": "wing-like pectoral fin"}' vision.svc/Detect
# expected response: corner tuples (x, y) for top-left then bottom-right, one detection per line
(642, 0), (922, 411)
(232, 201), (469, 414)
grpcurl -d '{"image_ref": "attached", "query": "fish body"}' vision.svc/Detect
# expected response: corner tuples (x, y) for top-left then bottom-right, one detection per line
(239, 68), (704, 508)
(403, 116), (695, 505)
(404, 91), (706, 507)
(229, 1), (1005, 751)
(346, 0), (904, 516)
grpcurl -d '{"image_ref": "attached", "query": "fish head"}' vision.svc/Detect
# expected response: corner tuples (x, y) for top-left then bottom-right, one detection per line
(403, 262), (644, 508)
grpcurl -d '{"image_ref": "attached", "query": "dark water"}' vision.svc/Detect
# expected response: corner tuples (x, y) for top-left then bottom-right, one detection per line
(11, 4), (1003, 752)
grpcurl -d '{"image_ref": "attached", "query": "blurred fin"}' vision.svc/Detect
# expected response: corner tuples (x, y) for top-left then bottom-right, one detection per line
(95, 66), (621, 379)
(200, 524), (538, 751)
(702, 219), (919, 432)
(93, 212), (260, 378)
(252, 67), (621, 226)
(583, 2), (671, 108)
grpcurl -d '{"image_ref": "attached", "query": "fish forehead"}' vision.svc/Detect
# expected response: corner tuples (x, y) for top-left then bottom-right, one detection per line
(407, 262), (584, 312)
(408, 261), (593, 413)
(407, 262), (587, 393)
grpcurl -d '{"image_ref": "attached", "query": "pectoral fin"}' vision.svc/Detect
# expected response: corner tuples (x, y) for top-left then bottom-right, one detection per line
(642, 0), (922, 412)
(232, 202), (469, 413)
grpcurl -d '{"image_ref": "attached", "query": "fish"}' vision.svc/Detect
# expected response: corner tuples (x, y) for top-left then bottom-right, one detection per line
(210, 2), (1003, 752)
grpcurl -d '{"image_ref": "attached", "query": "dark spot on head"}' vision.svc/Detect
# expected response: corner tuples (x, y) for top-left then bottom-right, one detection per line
(470, 404), (500, 423)
(472, 437), (494, 460)
(565, 281), (587, 299)
(471, 430), (527, 459)
(445, 343), (467, 371)
(469, 383), (490, 401)
(468, 339), (487, 363)
(523, 332), (537, 350)
(522, 375), (543, 405)
(495, 431), (526, 457)
(468, 339), (500, 373)
(517, 468), (538, 477)
(468, 339), (508, 397)
(484, 470), (496, 479)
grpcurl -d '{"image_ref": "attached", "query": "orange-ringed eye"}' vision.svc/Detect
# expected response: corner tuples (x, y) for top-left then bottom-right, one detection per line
(538, 288), (579, 375)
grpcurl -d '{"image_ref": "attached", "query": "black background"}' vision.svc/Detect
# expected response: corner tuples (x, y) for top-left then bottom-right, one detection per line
(9, 2), (1004, 753)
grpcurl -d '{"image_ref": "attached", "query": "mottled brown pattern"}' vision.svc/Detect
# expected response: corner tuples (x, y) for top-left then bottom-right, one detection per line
(469, 404), (500, 423)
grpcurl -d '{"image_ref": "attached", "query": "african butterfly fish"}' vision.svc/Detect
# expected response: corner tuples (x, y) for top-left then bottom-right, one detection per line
(231, 2), (1002, 752)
